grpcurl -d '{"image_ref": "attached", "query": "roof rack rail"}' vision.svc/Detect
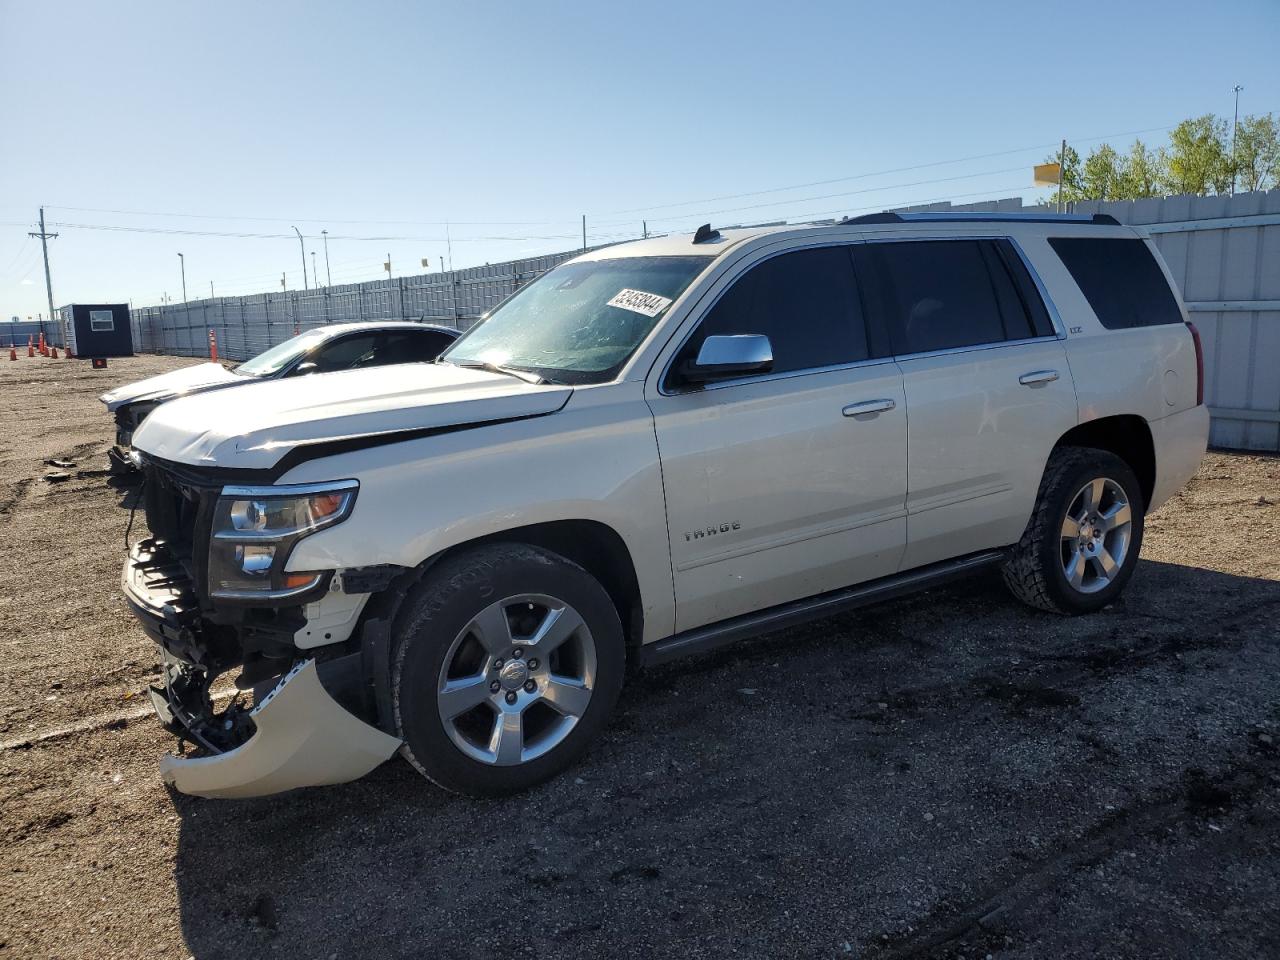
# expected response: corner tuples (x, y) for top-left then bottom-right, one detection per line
(838, 212), (1121, 226)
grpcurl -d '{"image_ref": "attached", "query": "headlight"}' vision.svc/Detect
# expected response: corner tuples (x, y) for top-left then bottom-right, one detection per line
(208, 480), (358, 601)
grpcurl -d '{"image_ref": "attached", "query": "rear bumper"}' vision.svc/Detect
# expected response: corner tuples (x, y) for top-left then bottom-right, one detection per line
(1149, 404), (1210, 512)
(158, 659), (401, 800)
(122, 540), (401, 799)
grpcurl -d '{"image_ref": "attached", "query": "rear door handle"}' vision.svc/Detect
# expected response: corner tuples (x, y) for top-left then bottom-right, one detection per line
(1018, 369), (1060, 386)
(842, 399), (896, 417)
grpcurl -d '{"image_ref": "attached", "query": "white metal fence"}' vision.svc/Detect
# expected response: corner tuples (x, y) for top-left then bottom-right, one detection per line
(130, 250), (582, 360)
(131, 189), (1280, 450)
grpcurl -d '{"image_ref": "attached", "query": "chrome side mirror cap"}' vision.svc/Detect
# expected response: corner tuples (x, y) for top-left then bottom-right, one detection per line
(683, 334), (774, 383)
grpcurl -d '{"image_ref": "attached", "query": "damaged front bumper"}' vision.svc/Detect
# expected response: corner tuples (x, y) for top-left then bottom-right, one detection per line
(123, 540), (401, 799)
(154, 659), (400, 799)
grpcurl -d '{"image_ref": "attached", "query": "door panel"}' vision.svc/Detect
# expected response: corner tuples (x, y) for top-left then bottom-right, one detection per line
(650, 362), (907, 632)
(898, 338), (1077, 569)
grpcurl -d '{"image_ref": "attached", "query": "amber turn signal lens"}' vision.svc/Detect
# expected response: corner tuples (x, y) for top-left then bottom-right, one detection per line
(282, 572), (320, 589)
(311, 493), (346, 519)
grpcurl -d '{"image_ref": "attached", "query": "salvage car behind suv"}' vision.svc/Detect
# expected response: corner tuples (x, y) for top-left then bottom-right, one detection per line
(101, 320), (458, 470)
(122, 213), (1208, 798)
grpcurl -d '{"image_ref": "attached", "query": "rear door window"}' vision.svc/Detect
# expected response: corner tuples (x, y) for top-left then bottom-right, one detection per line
(1048, 237), (1183, 329)
(853, 239), (1057, 356)
(673, 245), (872, 383)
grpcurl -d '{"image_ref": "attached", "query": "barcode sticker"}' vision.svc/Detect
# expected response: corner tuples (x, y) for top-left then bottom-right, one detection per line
(606, 288), (673, 317)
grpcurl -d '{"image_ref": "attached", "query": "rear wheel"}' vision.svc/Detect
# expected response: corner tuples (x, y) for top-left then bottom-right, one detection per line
(392, 543), (625, 796)
(1003, 447), (1145, 615)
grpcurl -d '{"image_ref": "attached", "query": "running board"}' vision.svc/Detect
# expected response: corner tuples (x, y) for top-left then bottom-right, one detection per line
(640, 550), (1006, 667)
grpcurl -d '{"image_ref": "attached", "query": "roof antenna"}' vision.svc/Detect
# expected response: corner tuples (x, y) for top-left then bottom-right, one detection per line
(692, 223), (721, 244)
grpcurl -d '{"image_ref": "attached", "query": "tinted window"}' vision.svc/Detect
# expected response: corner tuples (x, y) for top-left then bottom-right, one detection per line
(853, 240), (1040, 355)
(993, 240), (1056, 338)
(310, 333), (380, 372)
(675, 246), (869, 382)
(1049, 237), (1182, 329)
(380, 330), (455, 364)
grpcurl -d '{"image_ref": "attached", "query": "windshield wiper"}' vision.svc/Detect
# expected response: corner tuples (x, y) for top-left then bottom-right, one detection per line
(446, 360), (548, 385)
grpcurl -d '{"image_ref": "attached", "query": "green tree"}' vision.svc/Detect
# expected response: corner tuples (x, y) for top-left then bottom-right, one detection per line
(1232, 113), (1280, 192)
(1164, 115), (1232, 195)
(1116, 139), (1166, 199)
(1080, 143), (1123, 200)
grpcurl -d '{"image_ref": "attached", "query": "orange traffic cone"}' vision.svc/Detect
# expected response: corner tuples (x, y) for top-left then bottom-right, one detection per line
(27, 336), (34, 358)
(50, 346), (59, 358)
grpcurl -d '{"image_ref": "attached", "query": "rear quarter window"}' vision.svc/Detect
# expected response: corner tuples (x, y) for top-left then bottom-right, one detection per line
(1048, 237), (1183, 330)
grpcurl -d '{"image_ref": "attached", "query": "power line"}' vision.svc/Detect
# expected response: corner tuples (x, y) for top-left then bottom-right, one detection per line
(593, 122), (1185, 218)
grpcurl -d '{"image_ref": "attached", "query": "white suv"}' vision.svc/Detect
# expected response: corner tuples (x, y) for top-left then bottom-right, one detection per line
(122, 213), (1208, 798)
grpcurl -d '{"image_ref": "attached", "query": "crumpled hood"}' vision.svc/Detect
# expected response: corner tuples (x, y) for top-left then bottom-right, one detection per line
(99, 362), (241, 411)
(131, 363), (572, 471)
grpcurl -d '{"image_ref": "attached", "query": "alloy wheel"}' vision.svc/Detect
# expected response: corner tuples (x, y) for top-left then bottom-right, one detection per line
(436, 593), (597, 765)
(1060, 477), (1133, 594)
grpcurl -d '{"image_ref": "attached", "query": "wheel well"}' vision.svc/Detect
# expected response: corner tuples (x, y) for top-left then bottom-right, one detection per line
(444, 520), (644, 651)
(1054, 415), (1155, 508)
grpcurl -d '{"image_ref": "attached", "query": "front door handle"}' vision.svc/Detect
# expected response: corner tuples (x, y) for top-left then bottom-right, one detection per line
(1018, 369), (1060, 386)
(842, 399), (897, 417)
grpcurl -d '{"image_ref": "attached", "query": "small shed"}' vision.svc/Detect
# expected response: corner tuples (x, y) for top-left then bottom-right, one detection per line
(58, 304), (134, 357)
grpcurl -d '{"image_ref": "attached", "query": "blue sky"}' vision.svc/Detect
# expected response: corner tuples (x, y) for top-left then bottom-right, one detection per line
(2, 0), (1277, 318)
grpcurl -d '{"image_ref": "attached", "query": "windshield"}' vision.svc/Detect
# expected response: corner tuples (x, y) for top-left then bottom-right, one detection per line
(234, 328), (330, 377)
(441, 255), (712, 385)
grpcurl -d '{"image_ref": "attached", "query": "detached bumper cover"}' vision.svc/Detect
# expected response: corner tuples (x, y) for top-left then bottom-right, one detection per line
(122, 540), (401, 799)
(159, 659), (401, 799)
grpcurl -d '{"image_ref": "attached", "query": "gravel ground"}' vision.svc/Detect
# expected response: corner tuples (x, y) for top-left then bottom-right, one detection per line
(1, 354), (1278, 960)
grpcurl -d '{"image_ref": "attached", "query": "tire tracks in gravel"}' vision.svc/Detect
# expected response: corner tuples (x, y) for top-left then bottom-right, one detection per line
(866, 740), (1280, 959)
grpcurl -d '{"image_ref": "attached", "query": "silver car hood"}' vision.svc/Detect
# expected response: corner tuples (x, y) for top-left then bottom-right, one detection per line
(99, 362), (242, 412)
(131, 363), (572, 471)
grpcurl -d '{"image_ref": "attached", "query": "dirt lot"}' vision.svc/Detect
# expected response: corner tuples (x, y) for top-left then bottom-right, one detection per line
(1, 354), (1278, 960)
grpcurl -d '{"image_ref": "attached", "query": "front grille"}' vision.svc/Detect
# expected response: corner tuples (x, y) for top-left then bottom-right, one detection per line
(142, 459), (220, 591)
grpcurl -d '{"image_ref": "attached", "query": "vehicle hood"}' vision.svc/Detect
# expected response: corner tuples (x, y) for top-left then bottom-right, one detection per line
(99, 362), (242, 411)
(131, 363), (573, 471)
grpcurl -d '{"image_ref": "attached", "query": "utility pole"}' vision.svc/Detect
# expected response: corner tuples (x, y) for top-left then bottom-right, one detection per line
(28, 207), (58, 341)
(311, 251), (319, 288)
(177, 252), (188, 303)
(321, 229), (332, 286)
(385, 252), (392, 280)
(643, 220), (648, 239)
(445, 222), (453, 272)
(1057, 139), (1067, 213)
(210, 281), (215, 298)
(1231, 84), (1244, 195)
(440, 256), (445, 273)
(281, 272), (286, 290)
(292, 226), (308, 290)
(582, 214), (587, 252)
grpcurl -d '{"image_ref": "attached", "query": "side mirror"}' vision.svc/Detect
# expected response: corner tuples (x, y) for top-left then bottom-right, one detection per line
(293, 361), (319, 376)
(680, 334), (773, 384)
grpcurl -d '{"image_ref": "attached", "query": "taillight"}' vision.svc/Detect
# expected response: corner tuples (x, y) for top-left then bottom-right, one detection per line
(1186, 321), (1205, 406)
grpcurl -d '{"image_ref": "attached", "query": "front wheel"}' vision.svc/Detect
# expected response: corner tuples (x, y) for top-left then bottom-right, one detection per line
(392, 543), (625, 796)
(1003, 447), (1145, 615)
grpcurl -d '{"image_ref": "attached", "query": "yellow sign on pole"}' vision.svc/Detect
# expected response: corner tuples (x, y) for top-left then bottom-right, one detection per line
(1034, 162), (1061, 186)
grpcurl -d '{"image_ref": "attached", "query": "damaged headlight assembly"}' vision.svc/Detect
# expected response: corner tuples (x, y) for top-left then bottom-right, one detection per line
(208, 480), (358, 601)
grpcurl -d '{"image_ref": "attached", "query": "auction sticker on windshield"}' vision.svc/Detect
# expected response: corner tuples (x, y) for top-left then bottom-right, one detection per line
(606, 288), (673, 318)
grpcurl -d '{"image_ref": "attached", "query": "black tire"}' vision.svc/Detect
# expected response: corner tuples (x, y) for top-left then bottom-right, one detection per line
(1002, 447), (1145, 615)
(392, 542), (625, 796)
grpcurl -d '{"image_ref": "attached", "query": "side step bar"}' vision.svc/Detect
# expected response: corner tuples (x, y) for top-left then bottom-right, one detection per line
(640, 550), (1006, 667)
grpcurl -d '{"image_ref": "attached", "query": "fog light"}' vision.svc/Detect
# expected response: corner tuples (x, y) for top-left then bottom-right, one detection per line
(236, 544), (275, 575)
